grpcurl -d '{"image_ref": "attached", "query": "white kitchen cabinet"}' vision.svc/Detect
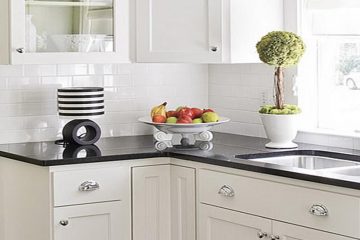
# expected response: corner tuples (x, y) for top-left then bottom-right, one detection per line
(136, 0), (283, 63)
(272, 221), (356, 240)
(199, 204), (355, 240)
(0, 158), (132, 240)
(199, 204), (272, 240)
(199, 168), (360, 238)
(136, 0), (222, 63)
(0, 0), (132, 64)
(53, 201), (127, 240)
(170, 165), (196, 240)
(132, 164), (196, 240)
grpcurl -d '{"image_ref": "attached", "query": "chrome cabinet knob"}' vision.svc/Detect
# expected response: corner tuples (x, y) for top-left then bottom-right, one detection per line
(257, 231), (268, 238)
(59, 220), (69, 226)
(270, 235), (280, 240)
(16, 48), (24, 53)
(210, 46), (218, 52)
(309, 204), (328, 216)
(79, 180), (100, 192)
(218, 185), (235, 197)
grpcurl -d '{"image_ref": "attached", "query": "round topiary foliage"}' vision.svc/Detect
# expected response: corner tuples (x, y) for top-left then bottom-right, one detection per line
(256, 31), (305, 67)
(256, 31), (305, 110)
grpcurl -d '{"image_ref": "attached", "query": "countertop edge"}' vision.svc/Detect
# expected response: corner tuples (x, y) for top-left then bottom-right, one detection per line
(1, 148), (360, 191)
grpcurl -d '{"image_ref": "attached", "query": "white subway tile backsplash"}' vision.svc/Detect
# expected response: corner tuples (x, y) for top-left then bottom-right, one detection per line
(0, 61), (358, 151)
(104, 74), (132, 87)
(24, 65), (57, 76)
(41, 76), (72, 87)
(72, 75), (104, 87)
(0, 78), (7, 88)
(22, 89), (57, 102)
(132, 122), (153, 135)
(57, 64), (88, 76)
(0, 117), (24, 130)
(209, 64), (272, 138)
(0, 63), (208, 144)
(0, 90), (23, 103)
(23, 116), (59, 129)
(0, 104), (23, 117)
(0, 65), (23, 77)
(101, 124), (133, 137)
(7, 77), (41, 89)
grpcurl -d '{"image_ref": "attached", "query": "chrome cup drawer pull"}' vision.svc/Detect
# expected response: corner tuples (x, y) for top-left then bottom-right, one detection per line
(309, 204), (328, 216)
(270, 235), (280, 240)
(257, 231), (268, 238)
(59, 220), (69, 226)
(79, 180), (100, 192)
(218, 185), (235, 197)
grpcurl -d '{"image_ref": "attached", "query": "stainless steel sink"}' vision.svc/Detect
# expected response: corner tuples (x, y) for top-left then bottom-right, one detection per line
(329, 166), (360, 176)
(249, 155), (359, 170)
(236, 150), (360, 171)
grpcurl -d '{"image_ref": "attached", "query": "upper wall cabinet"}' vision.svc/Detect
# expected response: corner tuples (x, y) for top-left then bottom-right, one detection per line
(136, 0), (284, 63)
(0, 0), (132, 64)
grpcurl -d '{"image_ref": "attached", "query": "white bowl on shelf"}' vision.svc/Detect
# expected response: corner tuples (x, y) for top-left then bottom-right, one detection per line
(50, 34), (107, 52)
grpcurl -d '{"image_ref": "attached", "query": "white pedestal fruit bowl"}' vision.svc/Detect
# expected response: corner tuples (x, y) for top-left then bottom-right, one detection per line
(138, 117), (230, 144)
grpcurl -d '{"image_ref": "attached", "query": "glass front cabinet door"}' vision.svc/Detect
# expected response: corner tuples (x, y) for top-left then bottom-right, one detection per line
(5, 0), (131, 64)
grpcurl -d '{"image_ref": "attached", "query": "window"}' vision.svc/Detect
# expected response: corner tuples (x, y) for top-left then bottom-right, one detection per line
(300, 0), (360, 134)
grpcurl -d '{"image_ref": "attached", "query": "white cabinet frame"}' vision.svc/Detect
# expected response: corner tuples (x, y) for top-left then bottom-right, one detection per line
(7, 0), (132, 64)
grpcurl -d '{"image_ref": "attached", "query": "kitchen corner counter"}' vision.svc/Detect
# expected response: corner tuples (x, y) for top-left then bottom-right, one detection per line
(1, 132), (360, 190)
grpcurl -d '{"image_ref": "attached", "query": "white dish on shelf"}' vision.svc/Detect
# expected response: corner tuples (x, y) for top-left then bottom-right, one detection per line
(138, 116), (230, 134)
(50, 34), (107, 52)
(25, 1), (112, 7)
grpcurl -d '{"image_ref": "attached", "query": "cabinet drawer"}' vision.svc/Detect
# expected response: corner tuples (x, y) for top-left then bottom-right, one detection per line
(199, 169), (360, 238)
(53, 167), (129, 206)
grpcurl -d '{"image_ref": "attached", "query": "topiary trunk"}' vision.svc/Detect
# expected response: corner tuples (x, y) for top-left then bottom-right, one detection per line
(274, 67), (284, 109)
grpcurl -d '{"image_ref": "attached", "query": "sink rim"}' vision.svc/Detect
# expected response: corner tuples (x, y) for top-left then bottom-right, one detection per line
(235, 150), (360, 172)
(236, 150), (360, 163)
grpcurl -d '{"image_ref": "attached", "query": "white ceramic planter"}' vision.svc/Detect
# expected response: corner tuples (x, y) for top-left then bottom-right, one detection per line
(260, 113), (299, 149)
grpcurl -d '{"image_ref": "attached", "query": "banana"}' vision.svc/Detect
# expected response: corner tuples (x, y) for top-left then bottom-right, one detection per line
(151, 102), (167, 118)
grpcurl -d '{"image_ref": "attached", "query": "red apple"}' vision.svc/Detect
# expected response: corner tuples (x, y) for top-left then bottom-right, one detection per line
(166, 110), (178, 118)
(176, 115), (192, 124)
(203, 108), (214, 114)
(152, 115), (166, 123)
(191, 108), (203, 118)
(178, 107), (194, 119)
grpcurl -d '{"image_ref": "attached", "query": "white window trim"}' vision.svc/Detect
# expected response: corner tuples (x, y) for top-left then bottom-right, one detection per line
(286, 0), (360, 148)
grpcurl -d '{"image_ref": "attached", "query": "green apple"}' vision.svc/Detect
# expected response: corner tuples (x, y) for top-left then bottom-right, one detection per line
(166, 117), (177, 123)
(192, 118), (203, 124)
(202, 112), (219, 123)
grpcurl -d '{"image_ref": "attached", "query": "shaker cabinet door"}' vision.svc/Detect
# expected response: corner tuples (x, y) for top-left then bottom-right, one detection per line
(53, 201), (130, 240)
(132, 164), (196, 240)
(136, 0), (222, 63)
(199, 204), (272, 240)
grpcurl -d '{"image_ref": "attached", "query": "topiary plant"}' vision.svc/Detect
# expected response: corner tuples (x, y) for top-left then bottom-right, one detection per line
(256, 31), (305, 112)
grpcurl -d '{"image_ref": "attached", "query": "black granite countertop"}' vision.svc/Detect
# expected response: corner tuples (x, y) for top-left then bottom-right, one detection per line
(1, 133), (360, 190)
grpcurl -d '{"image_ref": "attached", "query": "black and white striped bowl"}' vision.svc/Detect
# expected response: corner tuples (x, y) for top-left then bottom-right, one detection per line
(57, 87), (105, 118)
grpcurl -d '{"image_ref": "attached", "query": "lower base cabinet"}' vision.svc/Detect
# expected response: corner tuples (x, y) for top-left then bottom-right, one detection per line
(132, 164), (196, 240)
(199, 204), (355, 240)
(53, 201), (129, 240)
